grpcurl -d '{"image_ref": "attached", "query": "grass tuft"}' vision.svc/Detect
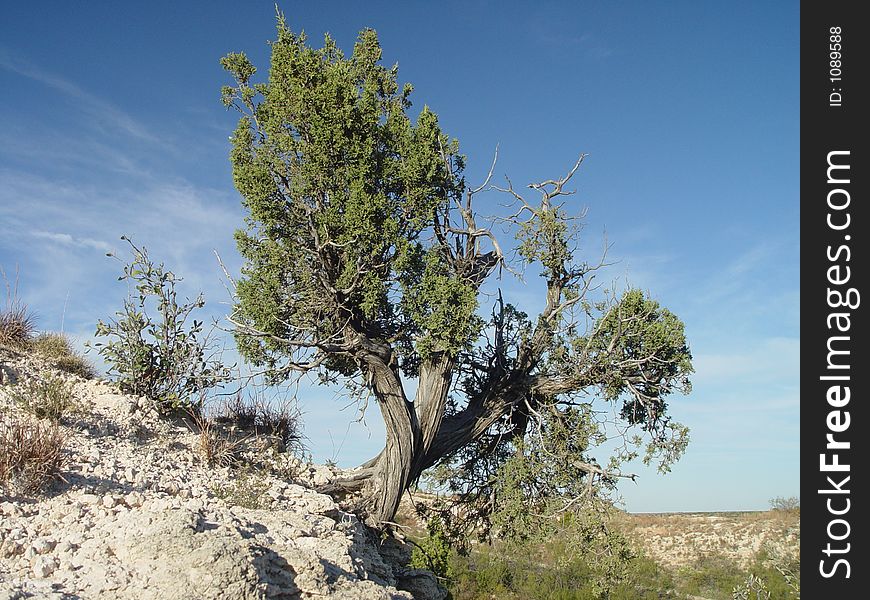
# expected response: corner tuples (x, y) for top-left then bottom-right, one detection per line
(0, 266), (36, 348)
(9, 374), (85, 422)
(0, 413), (66, 496)
(30, 332), (97, 379)
(0, 302), (36, 349)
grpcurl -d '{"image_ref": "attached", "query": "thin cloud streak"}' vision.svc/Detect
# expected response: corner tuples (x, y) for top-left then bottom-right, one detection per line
(31, 231), (113, 254)
(0, 50), (160, 143)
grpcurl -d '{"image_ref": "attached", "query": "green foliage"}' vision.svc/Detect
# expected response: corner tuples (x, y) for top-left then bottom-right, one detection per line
(446, 538), (670, 600)
(581, 290), (693, 426)
(516, 203), (571, 278)
(223, 16), (473, 375)
(410, 515), (453, 581)
(678, 554), (746, 599)
(9, 374), (84, 422)
(31, 332), (96, 379)
(89, 237), (231, 412)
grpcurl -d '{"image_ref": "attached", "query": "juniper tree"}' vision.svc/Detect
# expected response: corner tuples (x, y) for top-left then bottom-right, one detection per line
(221, 16), (693, 528)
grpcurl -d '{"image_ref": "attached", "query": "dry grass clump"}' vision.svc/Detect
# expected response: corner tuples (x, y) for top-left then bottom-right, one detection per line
(0, 413), (66, 496)
(196, 417), (243, 467)
(30, 332), (97, 379)
(0, 300), (36, 349)
(1, 267), (36, 348)
(213, 391), (305, 455)
(9, 374), (85, 422)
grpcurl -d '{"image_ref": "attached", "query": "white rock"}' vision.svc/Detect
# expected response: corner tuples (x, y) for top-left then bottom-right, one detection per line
(124, 492), (144, 508)
(32, 555), (56, 578)
(32, 537), (55, 555)
(0, 502), (22, 517)
(80, 494), (100, 505)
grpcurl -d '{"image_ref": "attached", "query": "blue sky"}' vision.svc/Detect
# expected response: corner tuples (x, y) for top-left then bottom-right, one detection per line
(0, 1), (798, 512)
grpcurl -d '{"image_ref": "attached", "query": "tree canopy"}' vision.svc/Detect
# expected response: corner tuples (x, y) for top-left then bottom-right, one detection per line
(221, 16), (693, 529)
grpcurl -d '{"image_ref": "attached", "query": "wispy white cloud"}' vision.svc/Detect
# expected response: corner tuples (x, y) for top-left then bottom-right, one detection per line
(0, 50), (159, 143)
(0, 165), (243, 346)
(31, 231), (113, 254)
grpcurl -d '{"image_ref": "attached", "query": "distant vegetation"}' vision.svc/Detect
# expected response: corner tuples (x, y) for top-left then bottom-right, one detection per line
(770, 496), (800, 512)
(406, 508), (800, 599)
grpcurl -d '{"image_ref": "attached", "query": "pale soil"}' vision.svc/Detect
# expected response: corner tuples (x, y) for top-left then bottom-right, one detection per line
(614, 509), (800, 570)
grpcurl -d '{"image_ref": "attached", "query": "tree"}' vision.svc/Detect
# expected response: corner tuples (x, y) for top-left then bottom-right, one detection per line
(220, 16), (693, 528)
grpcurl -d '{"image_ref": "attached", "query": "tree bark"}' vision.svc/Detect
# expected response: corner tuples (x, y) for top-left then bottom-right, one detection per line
(365, 356), (420, 525)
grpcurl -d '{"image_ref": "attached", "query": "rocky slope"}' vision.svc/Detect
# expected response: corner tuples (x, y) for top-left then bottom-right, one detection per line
(614, 510), (801, 570)
(0, 345), (444, 599)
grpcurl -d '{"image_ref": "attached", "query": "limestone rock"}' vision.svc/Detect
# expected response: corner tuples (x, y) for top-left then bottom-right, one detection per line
(0, 345), (436, 600)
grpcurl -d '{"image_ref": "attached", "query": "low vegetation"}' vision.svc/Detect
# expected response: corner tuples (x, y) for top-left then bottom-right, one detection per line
(211, 390), (305, 456)
(0, 412), (66, 496)
(404, 506), (800, 600)
(0, 269), (36, 349)
(210, 467), (272, 509)
(8, 374), (85, 422)
(30, 332), (96, 379)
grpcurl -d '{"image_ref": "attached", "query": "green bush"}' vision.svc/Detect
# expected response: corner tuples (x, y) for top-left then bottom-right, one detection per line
(677, 554), (746, 600)
(89, 237), (231, 413)
(410, 515), (454, 581)
(31, 332), (96, 379)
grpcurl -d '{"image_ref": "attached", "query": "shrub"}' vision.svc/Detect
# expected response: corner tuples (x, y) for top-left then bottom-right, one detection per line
(678, 553), (747, 600)
(732, 574), (771, 600)
(0, 414), (66, 495)
(89, 237), (232, 413)
(31, 332), (96, 379)
(194, 414), (242, 467)
(210, 467), (271, 509)
(410, 515), (454, 581)
(9, 374), (84, 422)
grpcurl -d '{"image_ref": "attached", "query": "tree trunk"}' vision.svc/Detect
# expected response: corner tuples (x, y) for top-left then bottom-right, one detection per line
(325, 368), (527, 526)
(366, 358), (420, 525)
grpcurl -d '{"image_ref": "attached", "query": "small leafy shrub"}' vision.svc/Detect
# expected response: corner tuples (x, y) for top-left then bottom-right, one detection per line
(732, 574), (771, 600)
(0, 268), (35, 348)
(0, 414), (66, 495)
(31, 332), (96, 379)
(10, 375), (84, 422)
(744, 547), (800, 599)
(89, 237), (232, 413)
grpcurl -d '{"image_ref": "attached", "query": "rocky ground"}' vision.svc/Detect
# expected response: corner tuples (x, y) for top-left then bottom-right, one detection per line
(614, 509), (801, 570)
(0, 345), (444, 600)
